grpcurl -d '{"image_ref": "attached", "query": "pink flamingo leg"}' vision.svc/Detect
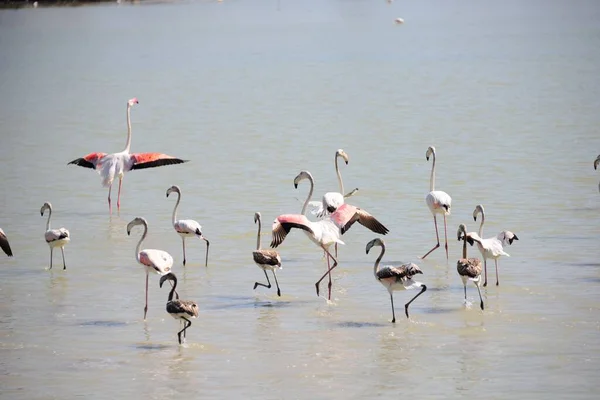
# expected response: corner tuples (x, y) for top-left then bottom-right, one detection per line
(495, 259), (500, 286)
(443, 214), (449, 260)
(117, 177), (123, 210)
(315, 246), (339, 299)
(483, 259), (488, 287)
(326, 250), (332, 300)
(420, 215), (440, 259)
(107, 185), (112, 213)
(143, 272), (149, 320)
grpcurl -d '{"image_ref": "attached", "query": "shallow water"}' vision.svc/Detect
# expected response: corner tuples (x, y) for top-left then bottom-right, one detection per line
(1, 0), (599, 398)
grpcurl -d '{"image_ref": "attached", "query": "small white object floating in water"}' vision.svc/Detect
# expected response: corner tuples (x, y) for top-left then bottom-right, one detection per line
(395, 18), (405, 24)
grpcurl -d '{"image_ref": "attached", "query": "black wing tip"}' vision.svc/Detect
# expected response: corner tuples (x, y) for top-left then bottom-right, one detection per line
(68, 158), (94, 169)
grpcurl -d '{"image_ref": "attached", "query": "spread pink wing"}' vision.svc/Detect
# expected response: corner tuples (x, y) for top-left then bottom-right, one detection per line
(68, 152), (107, 169)
(331, 204), (389, 235)
(270, 214), (313, 248)
(129, 153), (188, 170)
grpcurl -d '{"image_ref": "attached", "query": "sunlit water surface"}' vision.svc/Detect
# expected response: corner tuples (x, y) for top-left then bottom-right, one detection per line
(1, 0), (599, 398)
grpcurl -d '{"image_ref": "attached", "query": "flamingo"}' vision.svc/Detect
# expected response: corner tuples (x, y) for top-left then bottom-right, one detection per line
(594, 155), (600, 192)
(40, 202), (70, 270)
(310, 149), (359, 218)
(252, 212), (282, 296)
(365, 238), (426, 322)
(0, 228), (13, 257)
(127, 217), (174, 320)
(456, 224), (484, 310)
(159, 272), (199, 345)
(271, 171), (389, 300)
(68, 98), (188, 213)
(471, 204), (518, 287)
(421, 146), (452, 260)
(166, 185), (210, 267)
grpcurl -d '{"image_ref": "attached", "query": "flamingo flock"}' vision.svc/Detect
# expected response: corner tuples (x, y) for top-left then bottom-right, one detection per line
(13, 98), (600, 343)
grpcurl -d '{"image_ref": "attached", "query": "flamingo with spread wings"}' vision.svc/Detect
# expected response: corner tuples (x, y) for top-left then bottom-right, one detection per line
(270, 173), (389, 300)
(68, 98), (188, 212)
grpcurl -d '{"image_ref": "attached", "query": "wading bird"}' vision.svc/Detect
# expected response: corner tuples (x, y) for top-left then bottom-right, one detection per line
(0, 228), (13, 257)
(252, 212), (282, 296)
(166, 185), (209, 266)
(310, 149), (359, 218)
(127, 217), (173, 320)
(471, 204), (518, 286)
(40, 202), (70, 270)
(159, 272), (199, 345)
(365, 238), (427, 322)
(456, 224), (483, 310)
(421, 146), (452, 260)
(68, 98), (188, 213)
(271, 170), (389, 300)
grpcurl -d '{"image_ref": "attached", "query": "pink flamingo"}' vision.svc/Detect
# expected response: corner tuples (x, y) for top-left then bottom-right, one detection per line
(421, 146), (452, 260)
(270, 171), (389, 300)
(127, 217), (173, 320)
(68, 98), (188, 213)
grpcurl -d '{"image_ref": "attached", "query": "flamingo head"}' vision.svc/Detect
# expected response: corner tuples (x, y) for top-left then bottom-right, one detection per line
(457, 223), (467, 241)
(336, 149), (349, 165)
(40, 202), (52, 216)
(166, 185), (181, 198)
(594, 155), (600, 170)
(127, 98), (139, 107)
(126, 217), (147, 235)
(293, 170), (313, 189)
(159, 272), (177, 288)
(365, 238), (384, 254)
(498, 231), (519, 246)
(426, 146), (436, 161)
(472, 204), (484, 221)
(254, 212), (261, 224)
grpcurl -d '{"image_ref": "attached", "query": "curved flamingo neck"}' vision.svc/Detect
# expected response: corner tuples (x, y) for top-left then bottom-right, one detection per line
(135, 222), (148, 263)
(171, 191), (181, 226)
(44, 207), (52, 231)
(335, 154), (344, 195)
(462, 231), (467, 259)
(373, 243), (386, 278)
(429, 152), (436, 192)
(256, 216), (262, 250)
(300, 173), (315, 216)
(477, 209), (485, 237)
(124, 104), (132, 153)
(168, 275), (178, 302)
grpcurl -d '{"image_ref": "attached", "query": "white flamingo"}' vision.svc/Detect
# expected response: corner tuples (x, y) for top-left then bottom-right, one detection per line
(0, 228), (13, 257)
(68, 98), (188, 213)
(309, 149), (359, 218)
(166, 185), (209, 267)
(271, 170), (389, 300)
(159, 272), (199, 345)
(421, 146), (452, 260)
(40, 202), (70, 270)
(456, 224), (484, 310)
(365, 238), (427, 322)
(127, 217), (174, 320)
(471, 204), (518, 287)
(594, 155), (600, 192)
(252, 212), (282, 296)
